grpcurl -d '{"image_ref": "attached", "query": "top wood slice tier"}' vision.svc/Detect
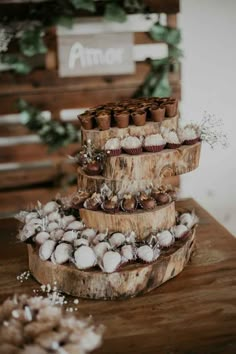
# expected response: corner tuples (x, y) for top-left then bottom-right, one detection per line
(81, 115), (178, 149)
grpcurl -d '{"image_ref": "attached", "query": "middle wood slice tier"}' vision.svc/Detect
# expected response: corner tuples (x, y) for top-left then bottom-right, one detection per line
(79, 201), (176, 239)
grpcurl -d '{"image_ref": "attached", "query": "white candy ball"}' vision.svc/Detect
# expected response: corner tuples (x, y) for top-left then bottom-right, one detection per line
(74, 246), (97, 270)
(39, 240), (56, 261)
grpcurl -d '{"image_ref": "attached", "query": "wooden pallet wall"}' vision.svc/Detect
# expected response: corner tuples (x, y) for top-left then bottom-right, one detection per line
(0, 0), (180, 216)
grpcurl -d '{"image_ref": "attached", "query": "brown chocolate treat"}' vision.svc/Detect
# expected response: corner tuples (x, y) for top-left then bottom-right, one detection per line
(84, 193), (102, 210)
(121, 194), (137, 212)
(102, 196), (119, 213)
(114, 110), (130, 128)
(131, 110), (146, 126)
(72, 191), (91, 209)
(95, 110), (111, 130)
(78, 113), (94, 130)
(84, 161), (103, 176)
(152, 191), (170, 204)
(166, 189), (177, 201)
(150, 104), (165, 122)
(138, 192), (157, 210)
(165, 99), (177, 117)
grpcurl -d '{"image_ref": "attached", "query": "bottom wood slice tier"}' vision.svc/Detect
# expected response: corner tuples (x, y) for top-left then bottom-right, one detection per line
(27, 227), (196, 300)
(80, 202), (176, 239)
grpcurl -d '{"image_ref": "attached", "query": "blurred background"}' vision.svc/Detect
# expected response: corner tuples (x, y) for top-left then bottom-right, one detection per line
(0, 0), (235, 235)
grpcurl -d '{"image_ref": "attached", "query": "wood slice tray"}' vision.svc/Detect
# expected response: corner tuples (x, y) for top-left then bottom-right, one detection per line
(27, 228), (196, 300)
(79, 202), (176, 239)
(82, 115), (179, 149)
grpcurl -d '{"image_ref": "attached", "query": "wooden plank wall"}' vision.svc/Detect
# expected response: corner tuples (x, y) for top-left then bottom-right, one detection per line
(0, 0), (180, 216)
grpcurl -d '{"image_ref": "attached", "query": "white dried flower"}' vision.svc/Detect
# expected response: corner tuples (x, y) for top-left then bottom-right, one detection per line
(39, 240), (57, 261)
(92, 231), (108, 245)
(101, 251), (121, 273)
(109, 233), (126, 249)
(74, 246), (97, 270)
(53, 243), (73, 264)
(35, 231), (50, 245)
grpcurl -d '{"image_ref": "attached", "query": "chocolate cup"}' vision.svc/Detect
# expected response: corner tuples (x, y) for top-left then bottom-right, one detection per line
(165, 101), (177, 117)
(150, 105), (166, 122)
(95, 115), (111, 131)
(114, 111), (130, 128)
(131, 111), (146, 126)
(79, 115), (94, 130)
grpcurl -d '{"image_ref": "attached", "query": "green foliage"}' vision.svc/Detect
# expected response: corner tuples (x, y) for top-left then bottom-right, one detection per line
(149, 23), (181, 46)
(69, 0), (96, 12)
(18, 99), (78, 152)
(1, 54), (32, 74)
(19, 27), (47, 57)
(104, 3), (127, 23)
(55, 16), (74, 29)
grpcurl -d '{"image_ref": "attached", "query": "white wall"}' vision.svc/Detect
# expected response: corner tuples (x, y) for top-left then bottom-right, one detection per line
(179, 0), (236, 235)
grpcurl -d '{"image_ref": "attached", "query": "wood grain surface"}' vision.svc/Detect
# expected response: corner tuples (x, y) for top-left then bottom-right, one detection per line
(80, 202), (176, 238)
(0, 199), (236, 353)
(27, 227), (195, 299)
(102, 143), (201, 180)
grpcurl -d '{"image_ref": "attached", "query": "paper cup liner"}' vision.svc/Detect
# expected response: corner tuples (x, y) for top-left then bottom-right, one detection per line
(144, 144), (165, 153)
(123, 147), (142, 155)
(166, 143), (182, 149)
(105, 148), (122, 157)
(184, 137), (201, 145)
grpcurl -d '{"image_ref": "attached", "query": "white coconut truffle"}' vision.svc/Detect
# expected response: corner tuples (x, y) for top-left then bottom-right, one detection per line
(109, 233), (126, 249)
(178, 125), (199, 141)
(43, 201), (59, 215)
(50, 228), (64, 241)
(35, 231), (50, 245)
(180, 211), (198, 229)
(93, 242), (111, 260)
(66, 220), (84, 231)
(121, 244), (135, 261)
(102, 251), (121, 273)
(144, 133), (166, 147)
(62, 230), (78, 243)
(61, 215), (76, 228)
(74, 246), (97, 270)
(137, 245), (154, 262)
(121, 136), (142, 149)
(25, 212), (38, 224)
(53, 243), (73, 264)
(81, 228), (97, 242)
(157, 230), (174, 248)
(74, 238), (89, 248)
(47, 222), (59, 233)
(172, 224), (189, 239)
(104, 138), (121, 151)
(39, 240), (57, 261)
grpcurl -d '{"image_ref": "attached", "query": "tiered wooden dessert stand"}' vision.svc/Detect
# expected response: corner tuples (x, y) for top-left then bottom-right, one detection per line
(28, 112), (201, 299)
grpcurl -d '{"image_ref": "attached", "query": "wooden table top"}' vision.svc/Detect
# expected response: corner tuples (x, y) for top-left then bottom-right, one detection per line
(0, 198), (236, 354)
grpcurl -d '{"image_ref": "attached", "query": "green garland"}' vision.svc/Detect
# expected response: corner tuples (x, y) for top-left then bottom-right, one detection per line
(18, 99), (78, 151)
(0, 1), (181, 149)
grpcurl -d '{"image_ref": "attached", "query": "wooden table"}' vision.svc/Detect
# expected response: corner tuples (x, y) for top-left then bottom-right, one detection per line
(0, 199), (236, 354)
